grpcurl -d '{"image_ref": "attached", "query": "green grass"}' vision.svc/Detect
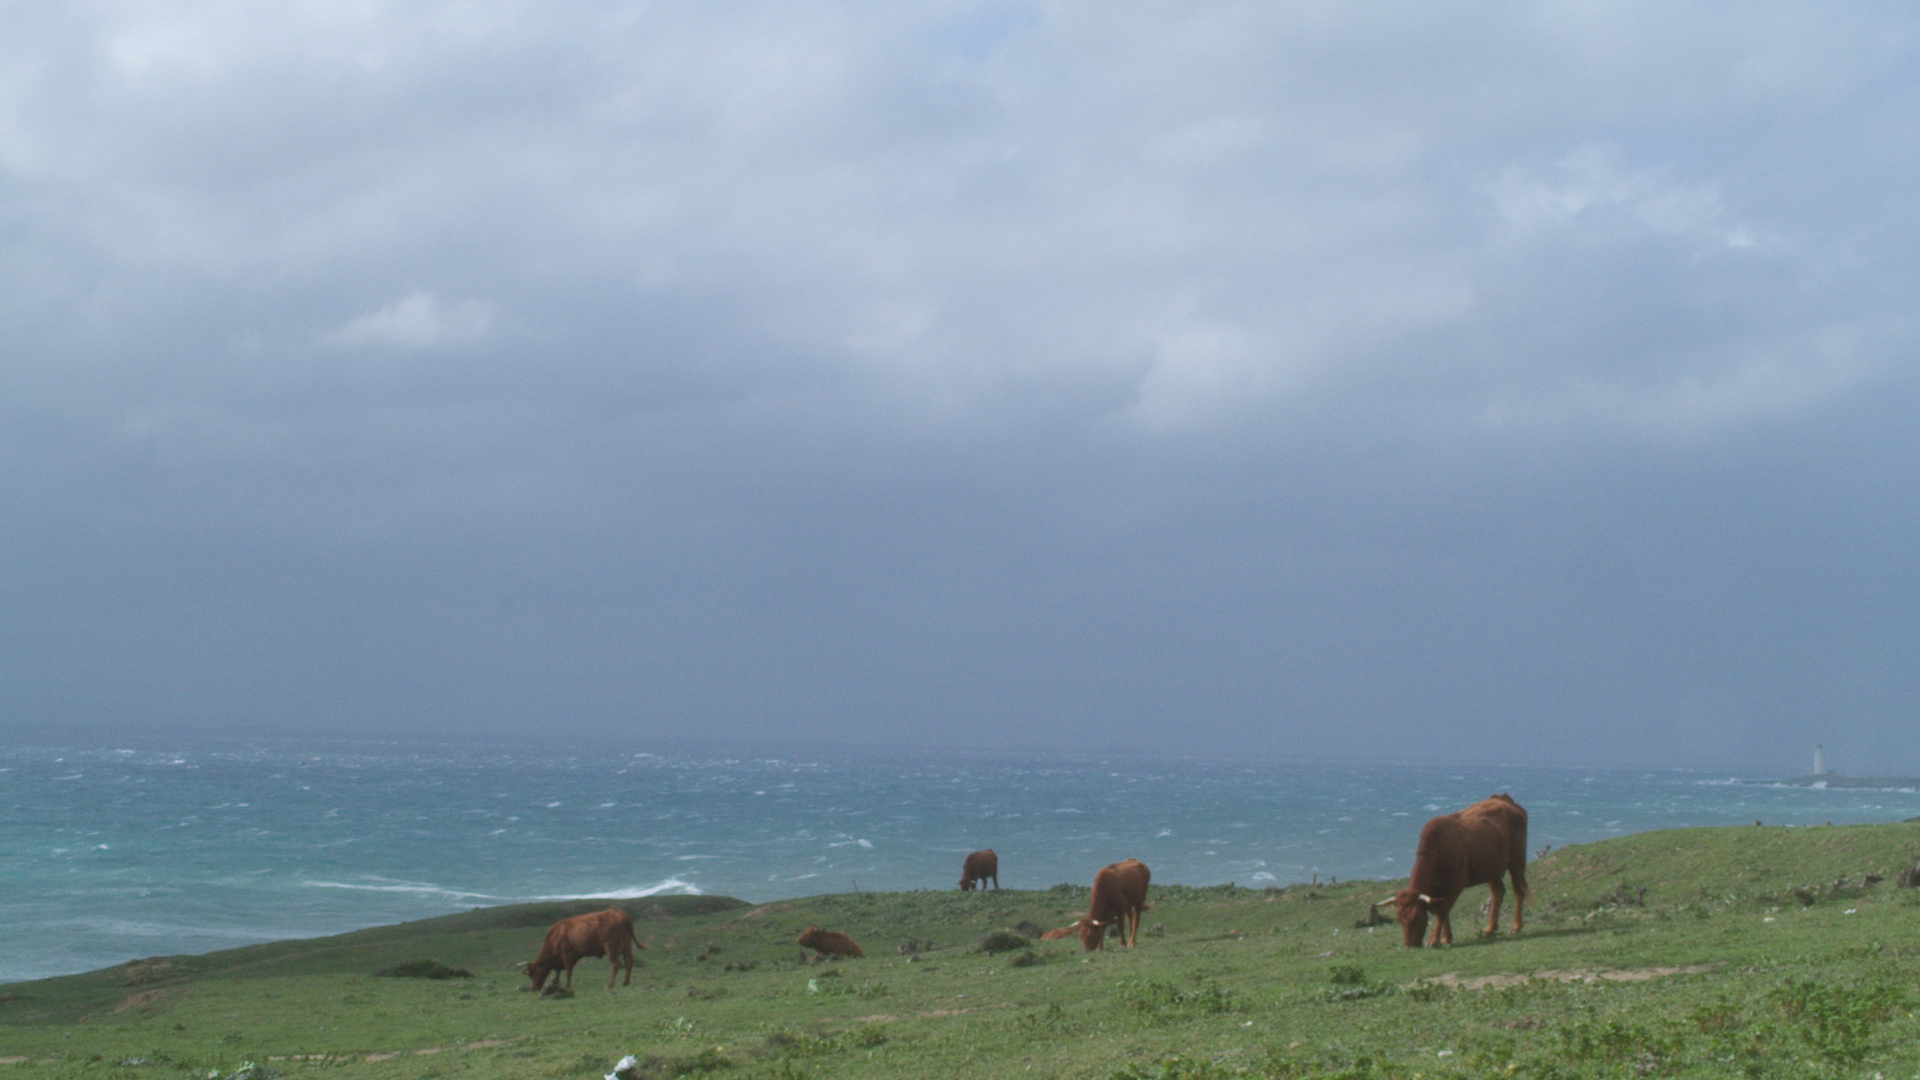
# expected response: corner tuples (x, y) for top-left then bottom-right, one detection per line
(6, 822), (1920, 1078)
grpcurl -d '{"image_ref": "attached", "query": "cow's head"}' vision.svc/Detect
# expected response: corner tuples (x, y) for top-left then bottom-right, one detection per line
(1392, 888), (1431, 947)
(959, 877), (975, 891)
(518, 958), (553, 992)
(1077, 918), (1110, 952)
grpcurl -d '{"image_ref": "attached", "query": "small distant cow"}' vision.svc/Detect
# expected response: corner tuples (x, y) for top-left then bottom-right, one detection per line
(1060, 858), (1150, 951)
(797, 925), (865, 959)
(959, 849), (999, 891)
(1038, 924), (1078, 941)
(521, 908), (644, 991)
(1388, 793), (1529, 947)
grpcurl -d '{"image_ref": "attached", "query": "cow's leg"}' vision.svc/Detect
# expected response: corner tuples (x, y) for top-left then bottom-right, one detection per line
(1484, 879), (1505, 936)
(991, 873), (999, 890)
(1430, 900), (1453, 946)
(1509, 868), (1529, 932)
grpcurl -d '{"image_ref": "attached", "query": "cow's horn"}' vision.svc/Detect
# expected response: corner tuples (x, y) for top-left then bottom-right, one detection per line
(512, 961), (529, 970)
(1417, 893), (1433, 904)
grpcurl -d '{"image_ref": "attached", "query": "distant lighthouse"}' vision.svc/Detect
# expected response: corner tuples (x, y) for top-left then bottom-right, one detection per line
(1813, 744), (1827, 777)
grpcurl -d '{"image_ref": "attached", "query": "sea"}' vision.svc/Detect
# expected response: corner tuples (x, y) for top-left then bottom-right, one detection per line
(5, 739), (1919, 984)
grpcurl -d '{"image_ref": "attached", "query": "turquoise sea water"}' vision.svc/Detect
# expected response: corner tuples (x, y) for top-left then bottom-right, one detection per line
(4, 740), (1918, 983)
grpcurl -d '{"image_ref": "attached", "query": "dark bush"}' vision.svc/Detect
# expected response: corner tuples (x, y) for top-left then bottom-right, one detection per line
(977, 929), (1032, 954)
(371, 959), (471, 979)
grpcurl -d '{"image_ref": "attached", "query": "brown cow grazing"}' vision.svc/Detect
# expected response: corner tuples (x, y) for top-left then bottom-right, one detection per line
(1391, 793), (1529, 948)
(521, 907), (645, 991)
(797, 926), (865, 959)
(959, 849), (999, 891)
(1076, 858), (1151, 951)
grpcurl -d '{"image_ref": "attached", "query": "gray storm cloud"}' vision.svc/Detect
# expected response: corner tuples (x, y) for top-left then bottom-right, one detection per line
(3, 1), (1918, 770)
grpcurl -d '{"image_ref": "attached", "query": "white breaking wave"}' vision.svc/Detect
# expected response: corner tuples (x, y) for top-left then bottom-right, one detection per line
(541, 877), (703, 900)
(300, 878), (500, 902)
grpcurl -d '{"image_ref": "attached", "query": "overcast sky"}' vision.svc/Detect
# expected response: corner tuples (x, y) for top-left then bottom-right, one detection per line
(4, 1), (1918, 770)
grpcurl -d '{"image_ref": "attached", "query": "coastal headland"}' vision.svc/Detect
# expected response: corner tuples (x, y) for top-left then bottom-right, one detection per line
(5, 821), (1920, 1078)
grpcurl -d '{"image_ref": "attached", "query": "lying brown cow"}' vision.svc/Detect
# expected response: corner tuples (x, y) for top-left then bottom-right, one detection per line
(1389, 793), (1529, 947)
(521, 907), (644, 991)
(959, 849), (999, 891)
(1038, 924), (1078, 941)
(797, 925), (865, 959)
(1073, 858), (1150, 951)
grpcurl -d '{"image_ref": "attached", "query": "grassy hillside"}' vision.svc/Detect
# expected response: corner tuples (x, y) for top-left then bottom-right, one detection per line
(5, 821), (1920, 1079)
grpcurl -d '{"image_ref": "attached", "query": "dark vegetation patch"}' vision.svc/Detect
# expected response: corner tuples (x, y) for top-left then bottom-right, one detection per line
(372, 959), (472, 979)
(975, 929), (1031, 954)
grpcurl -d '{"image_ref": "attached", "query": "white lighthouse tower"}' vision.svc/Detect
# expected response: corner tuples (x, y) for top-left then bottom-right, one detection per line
(1813, 744), (1827, 777)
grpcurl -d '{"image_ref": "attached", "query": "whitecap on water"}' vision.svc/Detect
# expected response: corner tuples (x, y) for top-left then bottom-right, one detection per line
(548, 878), (702, 900)
(300, 878), (497, 902)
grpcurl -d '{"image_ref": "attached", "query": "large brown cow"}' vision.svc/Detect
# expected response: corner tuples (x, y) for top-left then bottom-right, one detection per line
(1389, 793), (1529, 947)
(521, 908), (644, 991)
(959, 849), (999, 891)
(1075, 858), (1150, 951)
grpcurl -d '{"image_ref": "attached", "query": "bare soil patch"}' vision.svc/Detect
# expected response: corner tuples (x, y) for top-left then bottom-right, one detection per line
(1410, 963), (1724, 991)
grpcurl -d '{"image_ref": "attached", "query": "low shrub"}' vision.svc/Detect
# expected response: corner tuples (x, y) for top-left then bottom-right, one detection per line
(1770, 976), (1909, 1063)
(1115, 977), (1238, 1017)
(371, 958), (471, 979)
(977, 929), (1031, 954)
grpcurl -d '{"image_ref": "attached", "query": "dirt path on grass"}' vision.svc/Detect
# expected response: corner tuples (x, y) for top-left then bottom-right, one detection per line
(1411, 963), (1724, 991)
(270, 1039), (508, 1063)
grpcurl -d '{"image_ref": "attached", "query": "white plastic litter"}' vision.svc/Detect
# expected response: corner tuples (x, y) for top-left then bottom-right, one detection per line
(605, 1053), (640, 1080)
